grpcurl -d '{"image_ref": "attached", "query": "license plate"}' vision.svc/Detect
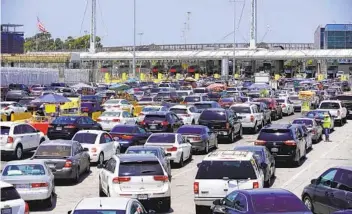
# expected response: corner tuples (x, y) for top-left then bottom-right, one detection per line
(137, 194), (148, 200)
(105, 120), (110, 123)
(16, 184), (30, 189)
(150, 125), (156, 129)
(1, 208), (11, 214)
(47, 164), (55, 168)
(271, 148), (279, 153)
(56, 127), (62, 130)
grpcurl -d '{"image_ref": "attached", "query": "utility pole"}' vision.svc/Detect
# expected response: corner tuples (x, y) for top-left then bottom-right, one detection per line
(232, 0), (236, 77)
(249, 0), (257, 49)
(138, 32), (144, 46)
(132, 0), (137, 77)
(89, 0), (96, 53)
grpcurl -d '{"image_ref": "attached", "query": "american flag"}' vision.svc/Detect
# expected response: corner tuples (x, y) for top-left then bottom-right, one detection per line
(37, 17), (47, 33)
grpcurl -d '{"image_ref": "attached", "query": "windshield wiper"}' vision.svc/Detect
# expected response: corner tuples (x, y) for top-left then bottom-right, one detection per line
(140, 170), (157, 174)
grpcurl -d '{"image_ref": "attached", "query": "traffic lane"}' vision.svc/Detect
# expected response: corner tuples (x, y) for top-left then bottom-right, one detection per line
(272, 120), (352, 197)
(169, 114), (300, 214)
(1, 151), (35, 169)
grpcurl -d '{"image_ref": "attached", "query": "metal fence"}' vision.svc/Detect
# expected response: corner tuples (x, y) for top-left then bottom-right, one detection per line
(0, 67), (90, 85)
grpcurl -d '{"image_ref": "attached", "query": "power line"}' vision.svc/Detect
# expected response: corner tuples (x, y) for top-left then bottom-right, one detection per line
(97, 0), (108, 38)
(79, 0), (89, 35)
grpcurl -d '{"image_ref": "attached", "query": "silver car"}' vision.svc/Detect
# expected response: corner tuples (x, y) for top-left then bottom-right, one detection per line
(1, 159), (55, 208)
(292, 118), (323, 143)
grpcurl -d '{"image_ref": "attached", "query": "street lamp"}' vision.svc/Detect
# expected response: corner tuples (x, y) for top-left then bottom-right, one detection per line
(138, 32), (144, 46)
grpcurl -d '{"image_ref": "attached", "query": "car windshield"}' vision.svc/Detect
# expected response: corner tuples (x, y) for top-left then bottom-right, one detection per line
(52, 117), (78, 124)
(194, 89), (206, 93)
(105, 100), (120, 104)
(306, 111), (326, 118)
(156, 93), (170, 97)
(0, 103), (11, 108)
(101, 112), (121, 117)
(147, 134), (175, 143)
(2, 164), (45, 176)
(195, 160), (257, 179)
(252, 194), (309, 213)
(199, 110), (226, 121)
(126, 149), (158, 156)
(134, 91), (144, 95)
(185, 96), (200, 102)
(73, 210), (126, 214)
(319, 102), (340, 109)
(292, 119), (313, 127)
(111, 126), (135, 133)
(258, 129), (293, 141)
(194, 103), (212, 110)
(119, 161), (164, 176)
(170, 108), (188, 114)
(231, 106), (251, 114)
(35, 145), (71, 157)
(151, 88), (160, 93)
(0, 126), (10, 135)
(220, 98), (234, 102)
(177, 127), (203, 135)
(144, 115), (166, 121)
(142, 107), (161, 112)
(289, 96), (299, 101)
(177, 92), (188, 96)
(73, 133), (97, 144)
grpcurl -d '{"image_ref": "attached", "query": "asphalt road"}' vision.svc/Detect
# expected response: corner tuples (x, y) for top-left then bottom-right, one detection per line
(1, 113), (352, 214)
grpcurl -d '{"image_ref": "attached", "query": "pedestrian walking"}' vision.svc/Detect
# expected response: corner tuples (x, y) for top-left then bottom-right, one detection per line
(323, 113), (331, 142)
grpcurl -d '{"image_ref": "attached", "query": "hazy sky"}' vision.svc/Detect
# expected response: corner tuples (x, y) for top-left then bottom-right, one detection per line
(2, 0), (352, 46)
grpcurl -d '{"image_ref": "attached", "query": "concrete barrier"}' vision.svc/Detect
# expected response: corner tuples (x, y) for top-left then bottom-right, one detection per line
(11, 112), (32, 121)
(1, 114), (8, 121)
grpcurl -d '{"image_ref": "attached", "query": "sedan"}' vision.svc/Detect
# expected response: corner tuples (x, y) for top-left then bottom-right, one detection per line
(234, 145), (275, 187)
(177, 125), (217, 154)
(1, 160), (55, 208)
(292, 118), (323, 143)
(97, 110), (136, 131)
(31, 140), (90, 183)
(169, 105), (200, 125)
(276, 97), (294, 116)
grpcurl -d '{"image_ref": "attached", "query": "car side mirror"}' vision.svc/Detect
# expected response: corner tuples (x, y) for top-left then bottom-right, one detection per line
(213, 199), (221, 205)
(260, 163), (268, 169)
(97, 164), (104, 169)
(148, 210), (156, 214)
(67, 211), (72, 214)
(83, 148), (89, 152)
(311, 178), (317, 185)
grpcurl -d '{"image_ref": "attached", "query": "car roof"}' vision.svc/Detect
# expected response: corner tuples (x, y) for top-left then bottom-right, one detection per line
(263, 124), (292, 130)
(0, 121), (26, 127)
(242, 188), (295, 196)
(76, 130), (106, 135)
(0, 181), (14, 188)
(0, 101), (16, 104)
(118, 154), (159, 162)
(231, 103), (252, 107)
(144, 111), (168, 115)
(204, 150), (255, 161)
(170, 105), (188, 109)
(203, 108), (225, 111)
(293, 118), (314, 121)
(234, 145), (265, 152)
(335, 166), (352, 171)
(4, 159), (46, 165)
(112, 124), (139, 128)
(179, 125), (207, 130)
(126, 146), (161, 151)
(41, 139), (77, 146)
(194, 101), (217, 104)
(74, 197), (131, 210)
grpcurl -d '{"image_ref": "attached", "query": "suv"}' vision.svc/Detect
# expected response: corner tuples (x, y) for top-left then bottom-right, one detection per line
(255, 124), (306, 166)
(98, 154), (171, 212)
(194, 150), (264, 214)
(230, 103), (264, 133)
(318, 100), (347, 126)
(198, 108), (242, 143)
(140, 112), (184, 132)
(0, 181), (29, 214)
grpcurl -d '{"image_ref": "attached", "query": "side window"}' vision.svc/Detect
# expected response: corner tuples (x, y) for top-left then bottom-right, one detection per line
(100, 135), (107, 144)
(296, 129), (302, 139)
(24, 125), (36, 133)
(122, 111), (128, 118)
(76, 143), (84, 154)
(104, 134), (113, 143)
(233, 193), (248, 212)
(333, 169), (352, 191)
(319, 169), (337, 187)
(138, 128), (146, 134)
(177, 135), (183, 144)
(105, 159), (116, 173)
(223, 191), (238, 207)
(86, 117), (95, 124)
(14, 125), (23, 135)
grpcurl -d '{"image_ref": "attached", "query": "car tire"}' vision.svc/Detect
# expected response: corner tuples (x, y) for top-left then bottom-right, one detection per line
(204, 141), (209, 154)
(74, 168), (80, 183)
(252, 123), (258, 134)
(303, 195), (314, 212)
(343, 117), (347, 123)
(264, 176), (271, 187)
(192, 120), (195, 125)
(160, 197), (171, 212)
(178, 153), (184, 168)
(293, 151), (302, 167)
(189, 150), (192, 161)
(99, 179), (106, 197)
(340, 119), (344, 126)
(86, 161), (90, 173)
(14, 144), (23, 160)
(280, 112), (283, 119)
(98, 153), (104, 165)
(43, 192), (54, 208)
(237, 127), (243, 139)
(195, 205), (207, 214)
(268, 116), (272, 124)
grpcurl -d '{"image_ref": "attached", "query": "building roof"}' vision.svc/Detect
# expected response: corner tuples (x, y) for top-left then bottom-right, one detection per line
(325, 24), (352, 31)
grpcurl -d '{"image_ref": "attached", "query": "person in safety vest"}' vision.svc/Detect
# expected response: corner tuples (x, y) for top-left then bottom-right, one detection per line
(323, 113), (331, 142)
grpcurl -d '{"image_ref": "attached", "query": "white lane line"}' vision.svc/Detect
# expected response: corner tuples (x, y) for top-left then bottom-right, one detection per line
(280, 141), (341, 188)
(172, 166), (198, 178)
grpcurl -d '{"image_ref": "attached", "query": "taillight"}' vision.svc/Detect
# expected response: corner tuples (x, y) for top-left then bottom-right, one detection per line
(112, 119), (121, 122)
(91, 147), (97, 153)
(250, 115), (255, 122)
(253, 181), (259, 189)
(226, 122), (230, 129)
(194, 182), (199, 194)
(284, 140), (296, 146)
(113, 105), (121, 108)
(254, 140), (266, 145)
(337, 110), (340, 116)
(140, 121), (146, 125)
(96, 118), (102, 122)
(64, 125), (76, 128)
(153, 175), (169, 182)
(121, 135), (133, 140)
(184, 114), (191, 117)
(64, 160), (72, 168)
(7, 136), (14, 144)
(112, 176), (131, 183)
(31, 182), (48, 188)
(193, 137), (201, 141)
(25, 202), (29, 214)
(167, 147), (177, 152)
(161, 121), (169, 126)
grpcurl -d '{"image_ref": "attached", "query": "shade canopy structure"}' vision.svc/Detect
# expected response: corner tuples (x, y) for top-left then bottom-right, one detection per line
(32, 94), (71, 104)
(109, 84), (131, 91)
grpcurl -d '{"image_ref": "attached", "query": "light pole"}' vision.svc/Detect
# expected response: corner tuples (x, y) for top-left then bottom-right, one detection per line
(232, 0), (236, 77)
(138, 32), (144, 46)
(132, 0), (136, 77)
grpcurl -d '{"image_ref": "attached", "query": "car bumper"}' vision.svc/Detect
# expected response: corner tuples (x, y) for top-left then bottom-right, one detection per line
(293, 106), (301, 111)
(18, 188), (51, 201)
(52, 168), (76, 179)
(190, 141), (206, 151)
(194, 197), (222, 207)
(167, 151), (182, 163)
(47, 132), (75, 140)
(181, 117), (193, 125)
(241, 121), (256, 128)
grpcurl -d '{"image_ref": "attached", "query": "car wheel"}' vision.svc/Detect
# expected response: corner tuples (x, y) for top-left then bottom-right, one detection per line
(264, 175), (271, 187)
(192, 120), (195, 125)
(340, 119), (344, 126)
(178, 153), (184, 168)
(214, 139), (218, 149)
(43, 192), (54, 208)
(252, 123), (258, 134)
(293, 151), (302, 167)
(99, 179), (106, 197)
(195, 205), (207, 214)
(303, 195), (314, 212)
(280, 112), (283, 119)
(14, 145), (23, 160)
(98, 153), (104, 165)
(343, 117), (347, 123)
(86, 161), (90, 173)
(74, 168), (80, 183)
(237, 126), (243, 139)
(268, 116), (272, 124)
(204, 141), (209, 154)
(160, 197), (171, 213)
(189, 150), (193, 161)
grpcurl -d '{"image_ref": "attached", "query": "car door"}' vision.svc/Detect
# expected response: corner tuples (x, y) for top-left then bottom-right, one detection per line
(178, 135), (190, 160)
(100, 158), (116, 192)
(205, 127), (215, 147)
(160, 149), (171, 176)
(103, 133), (115, 158)
(73, 142), (84, 174)
(329, 169), (352, 213)
(312, 169), (338, 214)
(137, 127), (148, 144)
(13, 125), (32, 149)
(253, 105), (262, 124)
(125, 112), (135, 124)
(231, 111), (241, 134)
(302, 126), (312, 149)
(23, 124), (41, 148)
(172, 113), (183, 128)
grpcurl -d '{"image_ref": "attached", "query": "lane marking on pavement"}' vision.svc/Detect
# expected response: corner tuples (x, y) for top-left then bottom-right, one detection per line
(280, 141), (340, 188)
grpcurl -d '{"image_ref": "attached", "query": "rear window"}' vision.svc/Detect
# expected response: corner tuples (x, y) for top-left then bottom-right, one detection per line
(73, 133), (97, 144)
(177, 127), (204, 135)
(1, 187), (21, 202)
(0, 103), (11, 108)
(220, 98), (234, 102)
(119, 161), (164, 176)
(231, 106), (251, 114)
(151, 88), (160, 93)
(156, 93), (170, 97)
(194, 89), (206, 93)
(144, 115), (166, 121)
(159, 84), (169, 87)
(177, 92), (188, 97)
(195, 161), (257, 179)
(142, 107), (161, 112)
(185, 96), (200, 102)
(319, 102), (340, 109)
(101, 112), (121, 117)
(35, 145), (71, 157)
(170, 108), (187, 114)
(336, 96), (352, 101)
(289, 96), (299, 101)
(0, 126), (10, 135)
(111, 126), (135, 133)
(2, 164), (45, 176)
(73, 210), (125, 214)
(105, 100), (120, 104)
(52, 117), (78, 124)
(147, 134), (175, 143)
(194, 103), (212, 110)
(199, 110), (227, 121)
(126, 149), (158, 156)
(292, 119), (313, 127)
(258, 129), (293, 141)
(252, 194), (309, 213)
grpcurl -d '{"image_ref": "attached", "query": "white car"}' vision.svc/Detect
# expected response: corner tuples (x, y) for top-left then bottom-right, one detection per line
(183, 95), (209, 105)
(144, 133), (192, 167)
(68, 197), (154, 214)
(98, 154), (171, 212)
(230, 103), (263, 133)
(176, 90), (194, 99)
(97, 110), (137, 131)
(137, 105), (168, 122)
(0, 181), (29, 214)
(194, 151), (264, 214)
(276, 97), (294, 116)
(318, 100), (347, 126)
(0, 102), (27, 116)
(0, 122), (48, 160)
(102, 99), (134, 113)
(137, 97), (156, 106)
(72, 130), (120, 164)
(169, 105), (200, 125)
(134, 91), (145, 100)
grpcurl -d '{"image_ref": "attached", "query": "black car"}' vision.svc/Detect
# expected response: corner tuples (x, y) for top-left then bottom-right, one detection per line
(140, 111), (184, 133)
(234, 145), (276, 187)
(255, 124), (306, 166)
(31, 140), (90, 183)
(302, 166), (352, 214)
(154, 92), (181, 103)
(47, 116), (102, 140)
(109, 125), (152, 153)
(198, 108), (242, 143)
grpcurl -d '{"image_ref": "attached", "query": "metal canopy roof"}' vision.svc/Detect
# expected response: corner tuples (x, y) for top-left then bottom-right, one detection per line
(80, 49), (352, 61)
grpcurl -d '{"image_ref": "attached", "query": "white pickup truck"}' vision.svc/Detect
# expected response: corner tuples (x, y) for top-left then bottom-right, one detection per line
(317, 100), (347, 126)
(230, 103), (263, 133)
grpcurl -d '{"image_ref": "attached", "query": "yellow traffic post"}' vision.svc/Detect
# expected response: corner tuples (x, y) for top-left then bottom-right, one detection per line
(195, 73), (200, 80)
